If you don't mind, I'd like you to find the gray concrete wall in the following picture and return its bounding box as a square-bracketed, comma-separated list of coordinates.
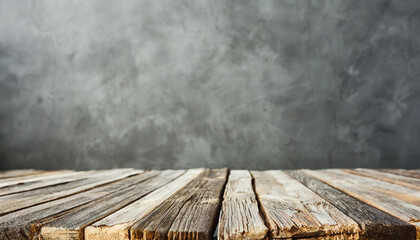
[1, 0, 420, 170]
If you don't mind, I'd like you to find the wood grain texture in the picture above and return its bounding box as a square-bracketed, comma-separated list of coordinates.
[304, 169, 420, 238]
[130, 169, 227, 240]
[218, 170, 268, 240]
[0, 170, 74, 188]
[0, 169, 44, 179]
[287, 170, 417, 240]
[39, 170, 183, 240]
[343, 168, 420, 191]
[378, 169, 420, 179]
[0, 169, 141, 215]
[252, 170, 359, 239]
[0, 170, 94, 196]
[0, 170, 154, 239]
[167, 169, 227, 240]
[322, 169, 420, 208]
[1, 168, 420, 240]
[84, 169, 204, 240]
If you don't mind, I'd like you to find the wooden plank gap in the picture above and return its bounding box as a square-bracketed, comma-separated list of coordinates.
[218, 170, 268, 240]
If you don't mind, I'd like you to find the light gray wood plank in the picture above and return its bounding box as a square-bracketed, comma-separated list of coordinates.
[0, 170, 74, 188]
[0, 169, 141, 215]
[253, 170, 359, 239]
[344, 168, 420, 191]
[288, 170, 417, 240]
[218, 170, 268, 240]
[0, 171, 95, 196]
[304, 169, 420, 238]
[378, 169, 420, 179]
[0, 169, 44, 179]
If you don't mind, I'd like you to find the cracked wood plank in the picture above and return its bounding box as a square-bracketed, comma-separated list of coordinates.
[38, 170, 184, 240]
[84, 168, 204, 240]
[287, 170, 417, 240]
[304, 169, 420, 239]
[0, 171, 156, 239]
[167, 169, 227, 240]
[252, 170, 359, 239]
[131, 169, 227, 240]
[218, 170, 268, 240]
[0, 169, 141, 215]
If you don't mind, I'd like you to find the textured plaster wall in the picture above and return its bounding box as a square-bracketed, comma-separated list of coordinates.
[1, 0, 420, 170]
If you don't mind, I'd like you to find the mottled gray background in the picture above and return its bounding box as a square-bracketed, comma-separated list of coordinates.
[1, 0, 420, 170]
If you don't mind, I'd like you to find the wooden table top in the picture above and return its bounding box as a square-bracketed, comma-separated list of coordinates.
[0, 168, 419, 240]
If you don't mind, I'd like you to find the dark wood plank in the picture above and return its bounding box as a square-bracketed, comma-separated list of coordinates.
[84, 169, 204, 240]
[287, 170, 417, 240]
[218, 170, 268, 240]
[0, 169, 141, 215]
[130, 169, 227, 240]
[0, 171, 159, 240]
[38, 170, 185, 240]
[252, 170, 359, 239]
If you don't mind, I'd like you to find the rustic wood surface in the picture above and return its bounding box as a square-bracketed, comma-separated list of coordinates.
[0, 171, 95, 196]
[218, 170, 268, 240]
[287, 170, 417, 240]
[0, 169, 48, 179]
[303, 169, 420, 238]
[85, 169, 203, 240]
[131, 169, 227, 240]
[378, 169, 420, 180]
[252, 170, 359, 239]
[0, 168, 419, 240]
[342, 169, 420, 191]
[0, 170, 74, 188]
[0, 169, 141, 215]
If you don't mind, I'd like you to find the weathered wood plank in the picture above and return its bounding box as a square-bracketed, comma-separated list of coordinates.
[378, 169, 420, 179]
[0, 170, 157, 240]
[130, 169, 227, 240]
[0, 170, 95, 196]
[38, 170, 184, 240]
[252, 170, 359, 239]
[0, 170, 74, 188]
[167, 169, 227, 240]
[287, 170, 417, 240]
[303, 169, 420, 238]
[343, 168, 420, 191]
[0, 169, 141, 215]
[218, 170, 268, 240]
[0, 171, 111, 200]
[0, 169, 44, 179]
[2, 168, 420, 240]
[84, 169, 204, 240]
[322, 170, 420, 207]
